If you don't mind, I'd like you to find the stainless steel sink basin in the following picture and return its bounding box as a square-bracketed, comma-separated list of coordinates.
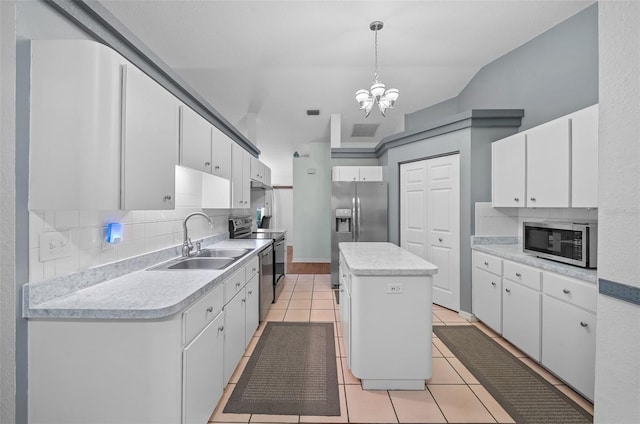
[148, 257, 235, 271]
[195, 248, 251, 258]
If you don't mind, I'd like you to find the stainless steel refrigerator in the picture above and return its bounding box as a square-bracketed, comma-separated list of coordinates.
[331, 181, 388, 287]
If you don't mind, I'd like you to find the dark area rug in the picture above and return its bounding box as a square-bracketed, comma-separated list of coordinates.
[433, 325, 593, 424]
[224, 322, 340, 416]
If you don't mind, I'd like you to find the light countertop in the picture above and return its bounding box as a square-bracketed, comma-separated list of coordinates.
[339, 242, 438, 276]
[471, 239, 597, 284]
[23, 239, 272, 320]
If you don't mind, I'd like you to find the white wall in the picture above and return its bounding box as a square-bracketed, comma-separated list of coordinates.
[273, 188, 293, 246]
[594, 2, 640, 423]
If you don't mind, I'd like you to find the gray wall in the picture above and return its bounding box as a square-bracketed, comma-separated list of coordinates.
[407, 3, 598, 131]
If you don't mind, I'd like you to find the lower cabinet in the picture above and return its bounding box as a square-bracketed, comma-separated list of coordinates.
[245, 274, 260, 347]
[502, 279, 541, 361]
[223, 289, 246, 384]
[182, 312, 225, 424]
[472, 267, 502, 333]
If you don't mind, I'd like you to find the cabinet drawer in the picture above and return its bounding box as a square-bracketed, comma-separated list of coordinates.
[245, 256, 259, 281]
[224, 267, 246, 304]
[543, 273, 597, 312]
[503, 260, 541, 291]
[183, 284, 223, 345]
[473, 251, 503, 276]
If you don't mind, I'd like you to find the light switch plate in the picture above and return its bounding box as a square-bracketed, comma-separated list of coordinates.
[39, 231, 72, 262]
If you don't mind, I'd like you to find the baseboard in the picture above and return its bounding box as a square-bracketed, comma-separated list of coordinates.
[292, 259, 331, 263]
[458, 310, 477, 322]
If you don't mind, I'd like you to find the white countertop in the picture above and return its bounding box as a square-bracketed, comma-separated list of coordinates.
[339, 242, 438, 276]
[24, 239, 272, 320]
[471, 241, 597, 283]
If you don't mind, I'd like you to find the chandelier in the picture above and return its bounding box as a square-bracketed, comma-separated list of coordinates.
[355, 21, 399, 117]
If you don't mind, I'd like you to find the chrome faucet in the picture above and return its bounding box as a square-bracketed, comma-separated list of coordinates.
[182, 212, 213, 257]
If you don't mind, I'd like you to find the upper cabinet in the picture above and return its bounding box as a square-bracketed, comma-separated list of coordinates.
[180, 106, 212, 174]
[250, 157, 271, 187]
[491, 105, 598, 208]
[29, 40, 179, 211]
[121, 64, 179, 210]
[211, 127, 232, 180]
[569, 105, 599, 208]
[231, 143, 251, 208]
[491, 133, 526, 207]
[332, 166, 383, 182]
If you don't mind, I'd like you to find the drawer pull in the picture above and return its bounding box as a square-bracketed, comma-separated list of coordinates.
[491, 282, 496, 286]
[562, 289, 571, 294]
[515, 272, 522, 277]
[505, 288, 511, 293]
[438, 237, 443, 242]
[530, 197, 536, 202]
[218, 325, 224, 332]
[206, 306, 213, 313]
[484, 261, 489, 266]
[580, 322, 588, 328]
[514, 197, 519, 202]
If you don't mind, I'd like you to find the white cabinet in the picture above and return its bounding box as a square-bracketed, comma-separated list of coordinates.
[231, 143, 251, 208]
[526, 118, 571, 207]
[182, 312, 224, 424]
[501, 260, 541, 361]
[569, 104, 599, 208]
[250, 157, 272, 186]
[211, 126, 232, 179]
[223, 288, 246, 384]
[332, 166, 383, 182]
[338, 255, 351, 367]
[472, 252, 503, 333]
[491, 133, 526, 207]
[121, 63, 179, 210]
[244, 274, 259, 346]
[180, 106, 212, 174]
[542, 273, 596, 400]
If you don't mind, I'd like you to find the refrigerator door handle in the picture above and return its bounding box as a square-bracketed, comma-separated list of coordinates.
[357, 197, 362, 242]
[352, 197, 356, 241]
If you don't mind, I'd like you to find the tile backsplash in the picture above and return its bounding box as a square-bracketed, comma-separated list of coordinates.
[475, 201, 598, 238]
[28, 166, 242, 283]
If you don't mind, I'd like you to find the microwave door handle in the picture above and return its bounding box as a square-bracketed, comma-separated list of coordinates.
[352, 197, 356, 242]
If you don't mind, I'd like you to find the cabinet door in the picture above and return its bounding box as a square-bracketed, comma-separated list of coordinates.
[211, 127, 232, 179]
[526, 118, 571, 207]
[250, 156, 263, 181]
[180, 106, 212, 173]
[472, 268, 502, 333]
[492, 133, 526, 207]
[122, 64, 178, 210]
[231, 143, 245, 208]
[502, 280, 541, 361]
[542, 296, 596, 400]
[245, 274, 259, 347]
[242, 151, 251, 206]
[358, 166, 383, 182]
[570, 105, 598, 208]
[263, 164, 271, 187]
[223, 290, 246, 384]
[334, 166, 359, 181]
[182, 313, 224, 424]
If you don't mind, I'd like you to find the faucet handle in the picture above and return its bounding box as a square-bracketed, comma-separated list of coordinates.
[195, 241, 201, 253]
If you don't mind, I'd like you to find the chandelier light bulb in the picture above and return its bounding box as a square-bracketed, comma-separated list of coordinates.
[355, 21, 399, 117]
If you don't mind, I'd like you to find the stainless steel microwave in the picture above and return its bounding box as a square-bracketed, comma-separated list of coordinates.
[523, 221, 597, 268]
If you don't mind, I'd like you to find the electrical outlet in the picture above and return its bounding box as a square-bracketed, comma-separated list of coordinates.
[39, 231, 72, 262]
[387, 283, 403, 294]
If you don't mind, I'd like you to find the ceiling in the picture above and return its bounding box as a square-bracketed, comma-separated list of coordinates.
[98, 0, 593, 184]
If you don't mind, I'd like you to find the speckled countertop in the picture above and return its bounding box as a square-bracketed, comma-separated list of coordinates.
[471, 237, 597, 284]
[339, 242, 438, 276]
[23, 239, 272, 320]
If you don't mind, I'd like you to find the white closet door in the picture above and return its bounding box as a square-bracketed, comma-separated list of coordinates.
[400, 161, 427, 258]
[426, 154, 460, 311]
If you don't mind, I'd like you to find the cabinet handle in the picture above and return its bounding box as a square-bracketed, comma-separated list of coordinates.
[340, 288, 344, 293]
[205, 162, 211, 166]
[438, 237, 443, 242]
[163, 194, 172, 201]
[241, 298, 246, 303]
[484, 261, 489, 266]
[206, 306, 213, 313]
[491, 282, 496, 286]
[505, 288, 511, 293]
[252, 267, 257, 272]
[218, 325, 224, 332]
[248, 290, 253, 295]
[215, 165, 220, 170]
[235, 282, 241, 287]
[530, 197, 536, 202]
[580, 322, 588, 328]
[562, 289, 571, 294]
[515, 272, 522, 277]
[514, 197, 519, 202]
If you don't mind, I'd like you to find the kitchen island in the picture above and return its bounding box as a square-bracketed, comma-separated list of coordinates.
[339, 242, 438, 390]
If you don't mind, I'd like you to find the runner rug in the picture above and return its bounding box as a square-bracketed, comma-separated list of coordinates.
[433, 325, 593, 424]
[224, 322, 340, 416]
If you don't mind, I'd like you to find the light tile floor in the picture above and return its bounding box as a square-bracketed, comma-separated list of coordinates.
[209, 273, 594, 423]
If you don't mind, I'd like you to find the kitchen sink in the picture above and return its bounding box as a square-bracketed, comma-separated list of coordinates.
[195, 248, 251, 258]
[148, 257, 236, 271]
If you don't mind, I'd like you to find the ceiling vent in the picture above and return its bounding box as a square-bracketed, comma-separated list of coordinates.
[306, 109, 320, 116]
[351, 123, 379, 137]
